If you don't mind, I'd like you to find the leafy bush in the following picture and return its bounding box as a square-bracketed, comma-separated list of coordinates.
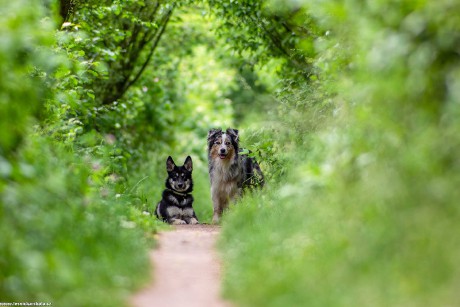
[0, 0, 56, 154]
[1, 136, 156, 306]
[0, 1, 163, 305]
[219, 0, 460, 306]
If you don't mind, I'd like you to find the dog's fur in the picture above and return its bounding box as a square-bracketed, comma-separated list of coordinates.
[155, 156, 199, 225]
[207, 128, 264, 223]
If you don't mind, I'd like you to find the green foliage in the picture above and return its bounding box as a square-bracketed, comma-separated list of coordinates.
[4, 0, 459, 305]
[1, 0, 168, 305]
[219, 0, 460, 306]
[68, 0, 175, 105]
[47, 0, 179, 157]
[0, 0, 57, 155]
[1, 135, 155, 306]
[208, 0, 316, 79]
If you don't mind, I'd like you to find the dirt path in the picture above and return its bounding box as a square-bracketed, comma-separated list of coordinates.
[131, 224, 232, 307]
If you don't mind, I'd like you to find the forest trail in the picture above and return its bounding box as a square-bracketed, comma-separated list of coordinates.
[130, 224, 232, 307]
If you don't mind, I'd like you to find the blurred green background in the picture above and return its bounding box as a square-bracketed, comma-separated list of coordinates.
[1, 0, 459, 306]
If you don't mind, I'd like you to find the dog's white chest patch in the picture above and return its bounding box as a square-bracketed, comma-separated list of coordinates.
[210, 161, 240, 202]
[166, 206, 182, 217]
[166, 206, 194, 218]
[212, 159, 233, 181]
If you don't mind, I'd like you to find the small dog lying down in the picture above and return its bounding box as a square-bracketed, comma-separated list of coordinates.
[207, 128, 264, 223]
[155, 156, 199, 225]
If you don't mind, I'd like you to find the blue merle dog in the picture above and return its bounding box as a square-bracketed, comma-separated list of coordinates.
[207, 128, 264, 223]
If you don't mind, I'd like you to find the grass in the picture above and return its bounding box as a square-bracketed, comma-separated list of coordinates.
[219, 157, 460, 306]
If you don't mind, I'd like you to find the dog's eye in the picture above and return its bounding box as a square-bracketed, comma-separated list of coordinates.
[225, 141, 231, 145]
[215, 141, 221, 145]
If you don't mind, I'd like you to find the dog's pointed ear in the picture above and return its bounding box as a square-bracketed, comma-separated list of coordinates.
[207, 128, 222, 143]
[166, 156, 176, 172]
[184, 156, 193, 172]
[226, 128, 239, 142]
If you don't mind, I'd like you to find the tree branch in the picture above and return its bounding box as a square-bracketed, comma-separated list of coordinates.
[254, 16, 312, 79]
[125, 6, 174, 91]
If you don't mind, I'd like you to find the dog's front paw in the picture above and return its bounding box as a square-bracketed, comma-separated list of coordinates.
[189, 218, 199, 225]
[170, 219, 186, 225]
[212, 214, 220, 224]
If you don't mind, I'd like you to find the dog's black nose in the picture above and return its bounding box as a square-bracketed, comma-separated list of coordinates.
[178, 183, 184, 188]
[220, 148, 226, 154]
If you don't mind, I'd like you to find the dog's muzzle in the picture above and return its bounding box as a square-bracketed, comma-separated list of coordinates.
[219, 148, 228, 159]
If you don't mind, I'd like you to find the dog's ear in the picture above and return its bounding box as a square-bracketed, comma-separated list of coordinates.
[166, 156, 176, 172]
[183, 156, 193, 172]
[226, 128, 239, 143]
[207, 128, 222, 144]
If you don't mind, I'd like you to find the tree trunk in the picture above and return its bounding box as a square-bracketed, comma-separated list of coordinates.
[59, 0, 75, 22]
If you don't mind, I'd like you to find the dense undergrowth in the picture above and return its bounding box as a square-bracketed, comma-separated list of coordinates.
[0, 1, 164, 305]
[219, 0, 460, 306]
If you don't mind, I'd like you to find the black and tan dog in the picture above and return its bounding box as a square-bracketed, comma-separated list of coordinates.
[207, 128, 264, 223]
[155, 156, 199, 225]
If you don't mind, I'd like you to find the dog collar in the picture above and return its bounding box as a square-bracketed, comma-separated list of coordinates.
[166, 189, 189, 197]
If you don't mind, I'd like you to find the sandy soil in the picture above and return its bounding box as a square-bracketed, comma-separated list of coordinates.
[131, 224, 232, 307]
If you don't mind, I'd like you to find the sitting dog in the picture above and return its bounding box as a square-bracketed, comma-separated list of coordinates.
[155, 156, 199, 225]
[207, 128, 264, 223]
